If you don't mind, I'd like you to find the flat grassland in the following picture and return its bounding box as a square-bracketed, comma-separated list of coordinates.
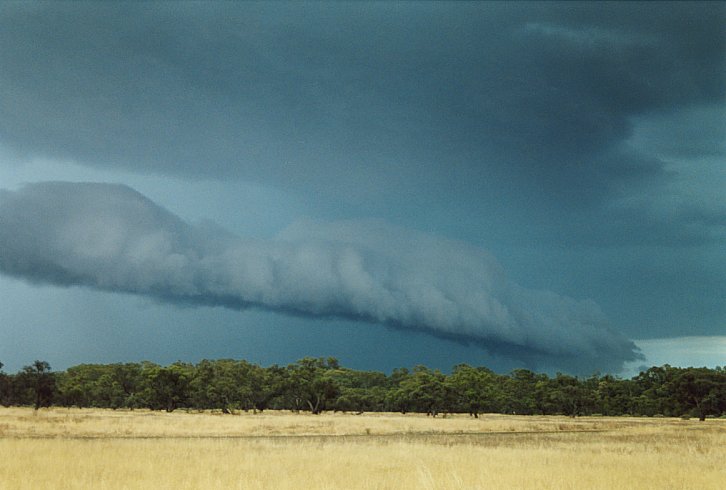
[1, 407, 724, 489]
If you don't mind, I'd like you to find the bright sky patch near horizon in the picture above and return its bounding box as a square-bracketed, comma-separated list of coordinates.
[0, 2, 724, 375]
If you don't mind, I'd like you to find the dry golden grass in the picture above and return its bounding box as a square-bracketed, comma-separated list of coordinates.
[1, 407, 724, 489]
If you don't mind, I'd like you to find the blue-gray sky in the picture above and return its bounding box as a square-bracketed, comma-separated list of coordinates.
[0, 2, 724, 375]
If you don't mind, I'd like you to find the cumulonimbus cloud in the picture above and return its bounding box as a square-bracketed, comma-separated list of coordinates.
[0, 182, 641, 366]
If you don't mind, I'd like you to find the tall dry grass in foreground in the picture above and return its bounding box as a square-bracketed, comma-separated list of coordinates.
[1, 407, 724, 489]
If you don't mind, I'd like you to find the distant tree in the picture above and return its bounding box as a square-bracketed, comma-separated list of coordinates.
[595, 375, 635, 416]
[396, 366, 451, 417]
[0, 362, 10, 406]
[447, 364, 502, 417]
[56, 364, 112, 407]
[189, 359, 274, 413]
[668, 368, 726, 421]
[141, 362, 192, 412]
[7, 357, 726, 419]
[16, 360, 55, 410]
[384, 368, 411, 413]
[502, 369, 548, 415]
[285, 358, 340, 414]
[633, 365, 681, 416]
[329, 368, 388, 413]
[249, 364, 287, 413]
[109, 363, 145, 408]
[545, 373, 593, 417]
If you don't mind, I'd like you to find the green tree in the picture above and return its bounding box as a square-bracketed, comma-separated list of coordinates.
[385, 367, 411, 413]
[141, 362, 193, 412]
[16, 360, 55, 410]
[545, 373, 594, 417]
[328, 367, 388, 413]
[109, 363, 145, 408]
[285, 358, 340, 414]
[396, 366, 451, 417]
[56, 364, 103, 407]
[668, 367, 726, 421]
[633, 365, 681, 416]
[502, 369, 548, 415]
[447, 364, 502, 417]
[189, 359, 258, 413]
[55, 363, 144, 409]
[0, 361, 11, 406]
[249, 364, 287, 413]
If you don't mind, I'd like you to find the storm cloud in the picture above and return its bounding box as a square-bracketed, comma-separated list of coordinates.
[0, 182, 640, 366]
[0, 2, 723, 373]
[0, 2, 722, 209]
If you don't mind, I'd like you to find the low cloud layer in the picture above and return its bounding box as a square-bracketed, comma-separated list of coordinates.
[1, 3, 722, 211]
[0, 182, 641, 367]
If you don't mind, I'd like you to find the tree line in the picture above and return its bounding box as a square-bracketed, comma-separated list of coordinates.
[1, 359, 724, 421]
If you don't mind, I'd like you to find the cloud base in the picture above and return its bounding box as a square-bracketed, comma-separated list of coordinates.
[0, 182, 641, 369]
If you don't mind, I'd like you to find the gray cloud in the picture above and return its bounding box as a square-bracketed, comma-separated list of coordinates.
[0, 2, 722, 210]
[0, 182, 641, 368]
[1, 2, 723, 371]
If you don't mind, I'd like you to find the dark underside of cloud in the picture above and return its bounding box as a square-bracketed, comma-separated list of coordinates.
[0, 182, 642, 370]
[2, 3, 722, 371]
[0, 3, 722, 213]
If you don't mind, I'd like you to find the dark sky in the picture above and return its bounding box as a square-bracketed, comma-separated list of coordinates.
[1, 2, 724, 375]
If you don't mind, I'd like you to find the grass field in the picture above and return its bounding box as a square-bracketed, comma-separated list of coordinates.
[1, 407, 724, 489]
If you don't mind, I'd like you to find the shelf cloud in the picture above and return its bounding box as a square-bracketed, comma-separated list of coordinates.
[0, 182, 641, 368]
